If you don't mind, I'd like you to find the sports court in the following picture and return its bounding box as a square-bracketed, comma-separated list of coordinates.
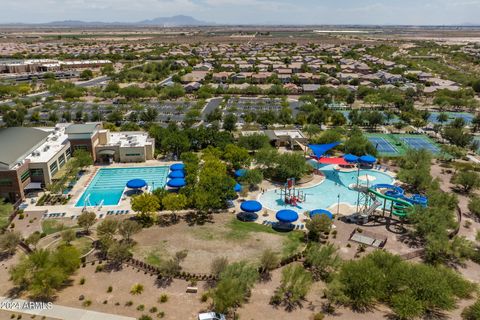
[366, 134, 442, 157]
[368, 136, 399, 154]
[398, 136, 440, 153]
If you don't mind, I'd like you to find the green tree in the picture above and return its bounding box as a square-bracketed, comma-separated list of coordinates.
[161, 193, 188, 221]
[80, 69, 94, 80]
[118, 220, 141, 242]
[222, 144, 251, 169]
[0, 198, 13, 229]
[270, 264, 313, 311]
[222, 113, 237, 132]
[0, 231, 21, 255]
[211, 261, 259, 313]
[107, 241, 133, 267]
[452, 170, 480, 194]
[25, 231, 42, 250]
[239, 169, 263, 191]
[10, 246, 80, 299]
[306, 215, 332, 241]
[73, 149, 93, 169]
[305, 243, 341, 281]
[131, 193, 160, 216]
[468, 196, 480, 219]
[61, 229, 76, 245]
[259, 249, 279, 277]
[77, 211, 96, 234]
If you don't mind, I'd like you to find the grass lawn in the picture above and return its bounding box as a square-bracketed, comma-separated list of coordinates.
[42, 219, 75, 235]
[53, 237, 93, 256]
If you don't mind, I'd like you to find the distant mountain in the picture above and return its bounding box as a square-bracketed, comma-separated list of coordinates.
[2, 15, 211, 27]
[138, 15, 209, 26]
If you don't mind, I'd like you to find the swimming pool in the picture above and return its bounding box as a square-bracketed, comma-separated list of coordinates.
[259, 163, 394, 213]
[75, 166, 169, 207]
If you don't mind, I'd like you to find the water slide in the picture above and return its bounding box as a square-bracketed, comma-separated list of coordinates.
[371, 184, 428, 207]
[368, 185, 414, 218]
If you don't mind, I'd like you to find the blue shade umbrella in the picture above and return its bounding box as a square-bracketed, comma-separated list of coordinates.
[170, 163, 185, 171]
[310, 209, 333, 220]
[240, 200, 262, 212]
[276, 209, 299, 223]
[234, 183, 242, 192]
[167, 178, 186, 188]
[343, 154, 359, 163]
[168, 170, 185, 179]
[359, 155, 377, 164]
[235, 169, 247, 178]
[126, 179, 147, 189]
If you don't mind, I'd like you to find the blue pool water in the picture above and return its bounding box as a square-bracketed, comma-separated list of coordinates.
[259, 163, 394, 213]
[75, 166, 169, 207]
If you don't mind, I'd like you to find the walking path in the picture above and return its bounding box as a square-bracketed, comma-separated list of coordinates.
[0, 297, 135, 320]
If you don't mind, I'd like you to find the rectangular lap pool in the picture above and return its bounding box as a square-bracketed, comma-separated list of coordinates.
[75, 166, 169, 207]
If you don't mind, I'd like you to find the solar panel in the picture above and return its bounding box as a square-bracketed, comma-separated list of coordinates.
[368, 137, 398, 154]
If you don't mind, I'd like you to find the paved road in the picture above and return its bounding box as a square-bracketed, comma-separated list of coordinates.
[202, 97, 222, 120]
[0, 296, 135, 320]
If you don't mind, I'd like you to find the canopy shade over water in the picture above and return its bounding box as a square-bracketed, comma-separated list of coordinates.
[317, 157, 348, 165]
[234, 183, 243, 192]
[276, 209, 299, 223]
[343, 154, 359, 163]
[308, 142, 341, 158]
[167, 178, 186, 188]
[359, 155, 377, 164]
[168, 170, 185, 179]
[235, 169, 247, 178]
[126, 179, 147, 189]
[310, 209, 333, 220]
[240, 200, 262, 212]
[170, 163, 185, 171]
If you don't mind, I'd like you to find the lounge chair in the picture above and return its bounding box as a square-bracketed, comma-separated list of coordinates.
[99, 214, 104, 218]
[125, 210, 130, 214]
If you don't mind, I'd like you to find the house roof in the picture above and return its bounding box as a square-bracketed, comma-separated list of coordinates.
[65, 123, 100, 135]
[0, 127, 50, 168]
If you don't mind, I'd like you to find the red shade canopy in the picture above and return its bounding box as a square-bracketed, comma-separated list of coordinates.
[317, 157, 349, 165]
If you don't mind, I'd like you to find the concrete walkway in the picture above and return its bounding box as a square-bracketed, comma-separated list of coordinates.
[0, 297, 135, 320]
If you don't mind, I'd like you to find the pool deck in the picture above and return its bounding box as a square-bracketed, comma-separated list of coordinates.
[21, 160, 180, 219]
[246, 166, 397, 227]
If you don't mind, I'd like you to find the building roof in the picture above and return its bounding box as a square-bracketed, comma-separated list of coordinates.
[65, 123, 100, 135]
[0, 127, 50, 168]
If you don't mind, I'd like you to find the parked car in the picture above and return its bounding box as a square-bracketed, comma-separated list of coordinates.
[198, 312, 226, 320]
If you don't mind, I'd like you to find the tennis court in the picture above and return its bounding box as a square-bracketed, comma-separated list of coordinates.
[399, 136, 440, 153]
[368, 136, 399, 154]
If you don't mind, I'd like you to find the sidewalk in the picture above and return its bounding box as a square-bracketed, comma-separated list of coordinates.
[0, 297, 135, 320]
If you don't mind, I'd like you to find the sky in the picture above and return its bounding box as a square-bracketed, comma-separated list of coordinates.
[1, 0, 480, 25]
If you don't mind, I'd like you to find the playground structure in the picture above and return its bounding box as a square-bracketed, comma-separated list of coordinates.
[279, 178, 306, 207]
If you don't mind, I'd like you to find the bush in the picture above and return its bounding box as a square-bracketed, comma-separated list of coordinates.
[136, 305, 145, 311]
[95, 265, 104, 273]
[313, 312, 324, 320]
[138, 316, 152, 320]
[79, 277, 86, 285]
[130, 283, 144, 295]
[82, 300, 92, 307]
[462, 299, 480, 320]
[149, 307, 158, 313]
[157, 312, 165, 318]
[158, 294, 168, 303]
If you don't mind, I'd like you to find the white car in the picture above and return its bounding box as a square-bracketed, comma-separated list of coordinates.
[198, 312, 226, 320]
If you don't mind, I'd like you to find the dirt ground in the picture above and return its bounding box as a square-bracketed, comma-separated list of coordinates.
[131, 213, 290, 274]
